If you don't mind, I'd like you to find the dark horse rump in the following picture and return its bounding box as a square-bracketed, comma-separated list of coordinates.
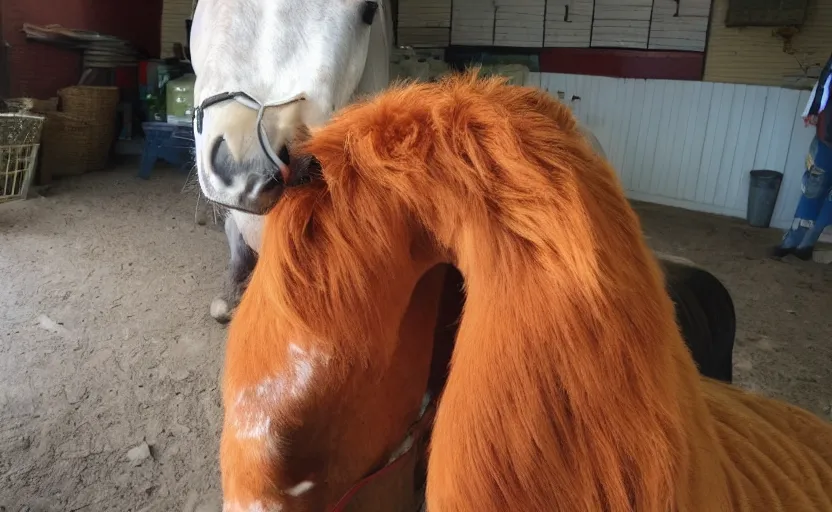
[661, 258, 736, 384]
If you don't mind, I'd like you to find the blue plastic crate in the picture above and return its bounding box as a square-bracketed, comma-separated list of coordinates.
[139, 121, 195, 179]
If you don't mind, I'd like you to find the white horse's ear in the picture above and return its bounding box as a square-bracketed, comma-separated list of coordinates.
[361, 1, 379, 25]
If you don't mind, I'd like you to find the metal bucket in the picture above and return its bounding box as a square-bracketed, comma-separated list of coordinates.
[746, 170, 783, 228]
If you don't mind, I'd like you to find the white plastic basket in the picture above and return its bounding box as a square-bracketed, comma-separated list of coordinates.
[0, 143, 40, 203]
[0, 112, 44, 204]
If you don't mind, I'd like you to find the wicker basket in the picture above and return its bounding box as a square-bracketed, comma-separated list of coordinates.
[32, 97, 60, 113]
[50, 86, 120, 173]
[0, 113, 44, 203]
[84, 122, 118, 171]
[58, 86, 120, 120]
[3, 97, 59, 114]
[0, 112, 44, 146]
[39, 111, 96, 178]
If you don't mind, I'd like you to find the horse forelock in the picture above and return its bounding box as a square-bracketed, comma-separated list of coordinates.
[252, 173, 419, 359]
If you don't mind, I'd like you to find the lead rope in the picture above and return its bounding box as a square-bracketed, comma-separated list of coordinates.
[330, 399, 436, 512]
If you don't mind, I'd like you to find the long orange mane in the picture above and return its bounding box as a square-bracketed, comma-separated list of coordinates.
[230, 70, 713, 511]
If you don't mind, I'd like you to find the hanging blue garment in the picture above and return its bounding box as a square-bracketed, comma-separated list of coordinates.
[778, 137, 832, 253]
[772, 52, 832, 260]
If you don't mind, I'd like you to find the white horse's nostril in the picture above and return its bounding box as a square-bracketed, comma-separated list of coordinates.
[210, 138, 236, 187]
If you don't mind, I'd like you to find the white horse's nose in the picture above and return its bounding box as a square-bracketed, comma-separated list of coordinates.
[197, 99, 311, 213]
[207, 136, 289, 213]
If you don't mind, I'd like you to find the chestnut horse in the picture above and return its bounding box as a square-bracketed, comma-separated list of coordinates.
[221, 73, 831, 511]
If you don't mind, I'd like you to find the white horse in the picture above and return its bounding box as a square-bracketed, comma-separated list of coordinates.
[189, 0, 394, 322]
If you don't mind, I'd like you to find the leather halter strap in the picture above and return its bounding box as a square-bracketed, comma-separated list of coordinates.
[330, 399, 436, 512]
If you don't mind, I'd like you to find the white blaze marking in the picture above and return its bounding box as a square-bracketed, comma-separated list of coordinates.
[223, 501, 283, 512]
[285, 480, 316, 497]
[233, 342, 330, 440]
[288, 343, 314, 390]
[235, 410, 271, 440]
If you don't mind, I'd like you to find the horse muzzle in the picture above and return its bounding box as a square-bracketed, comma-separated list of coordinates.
[200, 136, 292, 214]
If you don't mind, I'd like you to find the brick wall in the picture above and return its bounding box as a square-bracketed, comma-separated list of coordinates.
[4, 0, 163, 99]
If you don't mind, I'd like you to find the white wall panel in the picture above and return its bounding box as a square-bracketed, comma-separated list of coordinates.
[397, 0, 452, 47]
[493, 0, 546, 47]
[649, 0, 708, 51]
[544, 0, 593, 47]
[451, 0, 495, 45]
[527, 72, 815, 230]
[436, 0, 717, 50]
[591, 0, 651, 48]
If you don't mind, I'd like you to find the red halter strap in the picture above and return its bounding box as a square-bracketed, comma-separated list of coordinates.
[330, 400, 436, 512]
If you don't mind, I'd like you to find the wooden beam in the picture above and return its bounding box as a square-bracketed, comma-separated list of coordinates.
[539, 47, 704, 80]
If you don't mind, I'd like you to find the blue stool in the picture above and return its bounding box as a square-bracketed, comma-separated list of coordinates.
[139, 122, 196, 179]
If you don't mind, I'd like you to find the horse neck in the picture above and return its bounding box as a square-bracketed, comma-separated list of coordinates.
[353, 0, 393, 97]
[424, 176, 710, 511]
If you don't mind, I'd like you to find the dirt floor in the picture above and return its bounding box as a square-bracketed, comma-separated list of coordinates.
[0, 162, 830, 512]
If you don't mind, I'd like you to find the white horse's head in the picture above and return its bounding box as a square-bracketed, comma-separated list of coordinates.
[190, 0, 392, 213]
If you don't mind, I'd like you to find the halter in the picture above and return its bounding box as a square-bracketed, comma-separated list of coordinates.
[193, 91, 307, 170]
[331, 397, 436, 511]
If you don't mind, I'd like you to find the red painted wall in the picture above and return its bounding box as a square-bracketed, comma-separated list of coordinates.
[539, 48, 705, 81]
[3, 0, 163, 98]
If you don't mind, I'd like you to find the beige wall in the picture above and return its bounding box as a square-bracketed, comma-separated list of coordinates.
[703, 0, 832, 88]
[160, 0, 194, 58]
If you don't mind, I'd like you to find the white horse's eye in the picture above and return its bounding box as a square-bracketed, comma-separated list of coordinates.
[361, 1, 379, 25]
